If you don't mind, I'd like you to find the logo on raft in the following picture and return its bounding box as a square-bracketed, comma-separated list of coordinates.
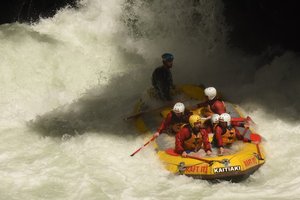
[213, 165, 241, 173]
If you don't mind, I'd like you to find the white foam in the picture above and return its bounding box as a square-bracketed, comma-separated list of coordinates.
[0, 0, 300, 199]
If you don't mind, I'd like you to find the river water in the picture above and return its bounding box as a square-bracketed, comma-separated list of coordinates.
[1, 0, 300, 199]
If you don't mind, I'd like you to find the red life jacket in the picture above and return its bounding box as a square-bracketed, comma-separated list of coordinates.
[207, 99, 226, 115]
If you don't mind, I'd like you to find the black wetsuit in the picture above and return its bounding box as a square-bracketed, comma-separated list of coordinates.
[151, 66, 173, 101]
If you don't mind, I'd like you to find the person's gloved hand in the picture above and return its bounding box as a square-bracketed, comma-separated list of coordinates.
[153, 132, 160, 137]
[218, 147, 224, 156]
[206, 150, 212, 156]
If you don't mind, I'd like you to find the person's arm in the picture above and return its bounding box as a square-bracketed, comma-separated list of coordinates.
[205, 125, 212, 133]
[235, 127, 251, 142]
[231, 121, 245, 127]
[170, 76, 174, 89]
[214, 126, 225, 155]
[231, 117, 250, 128]
[156, 112, 172, 134]
[201, 129, 212, 153]
[167, 69, 174, 89]
[175, 128, 190, 154]
[214, 126, 224, 148]
[151, 68, 159, 88]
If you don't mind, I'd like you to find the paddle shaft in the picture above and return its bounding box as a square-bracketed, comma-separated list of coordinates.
[124, 98, 192, 121]
[130, 136, 156, 157]
[186, 155, 216, 164]
[256, 143, 263, 160]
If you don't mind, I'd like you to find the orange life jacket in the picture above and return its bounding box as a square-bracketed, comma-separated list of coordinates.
[221, 127, 237, 145]
[183, 129, 204, 152]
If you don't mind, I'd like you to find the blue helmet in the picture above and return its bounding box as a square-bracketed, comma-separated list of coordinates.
[162, 53, 174, 62]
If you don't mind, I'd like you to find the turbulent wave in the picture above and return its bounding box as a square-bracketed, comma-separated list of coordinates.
[0, 0, 300, 199]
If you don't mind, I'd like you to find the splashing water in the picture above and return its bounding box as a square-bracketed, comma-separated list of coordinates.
[0, 0, 300, 199]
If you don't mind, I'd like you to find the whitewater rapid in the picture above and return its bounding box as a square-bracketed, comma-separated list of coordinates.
[1, 0, 300, 199]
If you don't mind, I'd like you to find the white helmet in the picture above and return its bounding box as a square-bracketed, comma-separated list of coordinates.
[204, 87, 217, 100]
[219, 113, 231, 126]
[211, 114, 220, 124]
[173, 102, 185, 113]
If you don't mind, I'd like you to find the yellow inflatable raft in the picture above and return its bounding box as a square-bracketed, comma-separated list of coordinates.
[132, 85, 265, 182]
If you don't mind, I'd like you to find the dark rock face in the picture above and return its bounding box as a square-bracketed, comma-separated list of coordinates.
[0, 0, 77, 24]
[222, 0, 300, 54]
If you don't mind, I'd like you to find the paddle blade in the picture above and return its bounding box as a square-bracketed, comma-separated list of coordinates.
[250, 133, 262, 143]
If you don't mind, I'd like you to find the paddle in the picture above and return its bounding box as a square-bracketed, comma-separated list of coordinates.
[124, 104, 171, 121]
[185, 154, 217, 165]
[250, 133, 264, 160]
[124, 97, 191, 121]
[130, 135, 157, 157]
